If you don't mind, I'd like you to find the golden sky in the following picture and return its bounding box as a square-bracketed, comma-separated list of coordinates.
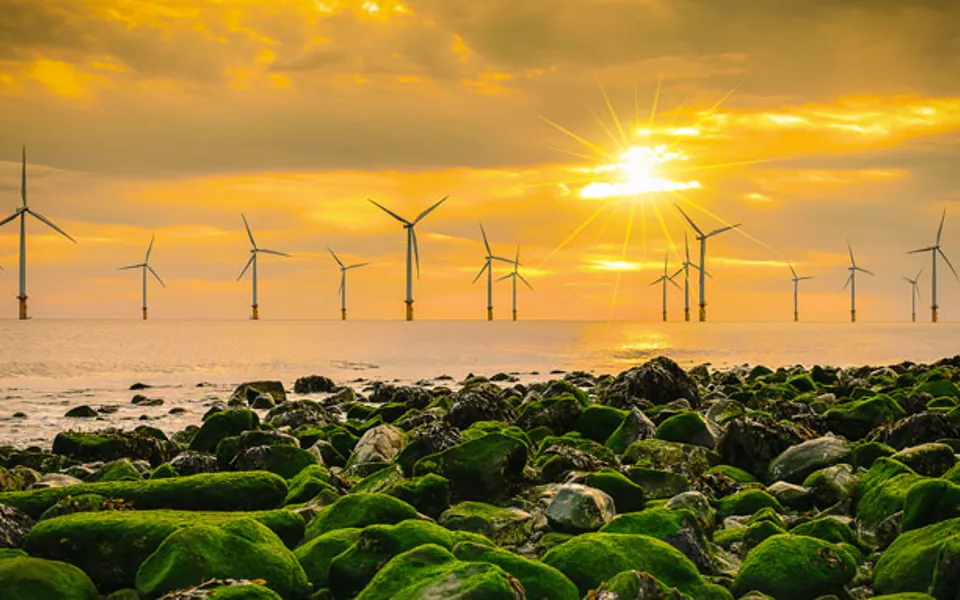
[2, 0, 960, 321]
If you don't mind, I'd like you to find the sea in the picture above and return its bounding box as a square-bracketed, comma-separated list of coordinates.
[1, 320, 957, 448]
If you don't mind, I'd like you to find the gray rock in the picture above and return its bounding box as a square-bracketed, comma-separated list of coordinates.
[170, 452, 219, 476]
[666, 491, 717, 531]
[346, 425, 406, 471]
[806, 463, 859, 507]
[891, 442, 957, 477]
[767, 435, 851, 484]
[767, 481, 814, 512]
[602, 356, 701, 409]
[29, 473, 84, 489]
[545, 484, 615, 533]
[232, 380, 287, 405]
[0, 504, 35, 548]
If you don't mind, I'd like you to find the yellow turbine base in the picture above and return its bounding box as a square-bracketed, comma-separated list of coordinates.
[933, 307, 939, 323]
[512, 310, 517, 322]
[142, 307, 148, 321]
[662, 311, 667, 322]
[487, 307, 493, 321]
[341, 308, 347, 321]
[17, 297, 27, 321]
[252, 305, 259, 321]
[794, 312, 798, 322]
[684, 308, 690, 322]
[699, 305, 706, 322]
[912, 313, 917, 323]
[851, 310, 856, 323]
[405, 301, 414, 321]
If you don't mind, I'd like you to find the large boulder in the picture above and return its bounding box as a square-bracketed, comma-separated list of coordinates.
[439, 502, 534, 546]
[345, 425, 406, 475]
[135, 519, 310, 599]
[767, 436, 851, 484]
[0, 555, 99, 600]
[293, 375, 336, 395]
[51, 430, 177, 467]
[304, 493, 418, 541]
[601, 357, 701, 409]
[545, 484, 616, 533]
[874, 516, 960, 597]
[717, 415, 810, 479]
[600, 508, 713, 574]
[447, 386, 517, 429]
[189, 409, 260, 453]
[453, 541, 580, 600]
[413, 433, 528, 503]
[731, 534, 857, 600]
[232, 381, 287, 405]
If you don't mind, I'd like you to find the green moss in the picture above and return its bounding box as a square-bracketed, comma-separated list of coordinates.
[856, 459, 926, 532]
[25, 509, 304, 591]
[625, 467, 690, 500]
[541, 533, 731, 599]
[90, 459, 142, 483]
[515, 395, 583, 435]
[210, 584, 284, 599]
[460, 422, 532, 449]
[353, 544, 523, 600]
[293, 528, 361, 590]
[38, 493, 110, 520]
[350, 464, 405, 495]
[453, 541, 579, 600]
[135, 518, 310, 599]
[716, 489, 783, 519]
[0, 556, 99, 600]
[328, 519, 473, 597]
[706, 464, 758, 483]
[851, 441, 896, 469]
[600, 507, 704, 543]
[0, 471, 288, 519]
[731, 534, 856, 600]
[304, 493, 418, 541]
[578, 468, 646, 513]
[285, 465, 337, 505]
[655, 412, 714, 448]
[622, 439, 712, 476]
[381, 474, 451, 519]
[787, 374, 817, 393]
[51, 431, 175, 466]
[236, 445, 320, 480]
[592, 570, 685, 599]
[915, 379, 960, 398]
[189, 409, 260, 453]
[438, 501, 533, 546]
[537, 434, 617, 465]
[824, 394, 906, 440]
[714, 521, 786, 552]
[572, 405, 627, 443]
[149, 463, 177, 480]
[874, 517, 960, 595]
[902, 478, 960, 531]
[790, 517, 859, 546]
[536, 532, 574, 555]
[412, 433, 528, 503]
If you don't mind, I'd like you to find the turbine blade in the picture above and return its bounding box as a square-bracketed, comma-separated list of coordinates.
[238, 255, 255, 281]
[843, 274, 852, 290]
[908, 246, 936, 254]
[671, 268, 684, 278]
[519, 274, 533, 290]
[258, 249, 290, 257]
[847, 239, 855, 266]
[345, 262, 370, 270]
[145, 234, 155, 262]
[491, 256, 514, 264]
[649, 278, 662, 287]
[916, 267, 923, 281]
[669, 277, 682, 290]
[939, 249, 959, 280]
[707, 223, 742, 237]
[480, 222, 492, 256]
[858, 267, 875, 276]
[496, 273, 513, 282]
[368, 199, 410, 224]
[118, 264, 142, 270]
[413, 195, 448, 225]
[241, 213, 257, 249]
[515, 245, 520, 266]
[916, 285, 922, 303]
[684, 231, 690, 260]
[902, 276, 912, 284]
[412, 227, 421, 279]
[937, 207, 946, 246]
[0, 210, 22, 228]
[674, 204, 704, 236]
[328, 247, 344, 268]
[788, 263, 797, 279]
[148, 265, 166, 288]
[472, 261, 489, 284]
[21, 146, 26, 207]
[27, 209, 77, 243]
[799, 276, 814, 281]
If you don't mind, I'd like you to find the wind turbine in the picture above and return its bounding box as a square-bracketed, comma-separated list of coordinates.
[472, 223, 512, 321]
[908, 208, 957, 322]
[843, 240, 874, 323]
[674, 204, 741, 322]
[902, 269, 923, 323]
[670, 232, 708, 322]
[237, 214, 289, 320]
[118, 235, 166, 320]
[368, 196, 448, 321]
[650, 253, 681, 322]
[0, 147, 77, 319]
[788, 263, 813, 322]
[497, 246, 532, 321]
[328, 247, 369, 321]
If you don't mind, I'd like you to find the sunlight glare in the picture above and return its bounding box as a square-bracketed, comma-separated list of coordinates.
[579, 145, 701, 199]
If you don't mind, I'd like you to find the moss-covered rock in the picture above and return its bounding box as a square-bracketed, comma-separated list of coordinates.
[851, 440, 896, 470]
[0, 471, 288, 519]
[790, 517, 859, 546]
[304, 493, 419, 541]
[623, 439, 712, 476]
[190, 409, 260, 453]
[855, 458, 926, 532]
[655, 412, 715, 449]
[541, 533, 731, 598]
[90, 459, 142, 483]
[892, 443, 957, 477]
[572, 468, 646, 513]
[25, 509, 304, 590]
[0, 555, 99, 600]
[902, 478, 960, 531]
[412, 433, 528, 503]
[600, 508, 712, 573]
[353, 544, 524, 600]
[37, 493, 112, 520]
[453, 541, 579, 600]
[874, 516, 960, 596]
[731, 534, 857, 600]
[236, 445, 319, 480]
[293, 528, 361, 590]
[438, 502, 533, 546]
[135, 518, 310, 599]
[381, 474, 451, 519]
[515, 395, 583, 435]
[717, 489, 783, 519]
[572, 405, 627, 443]
[626, 467, 690, 500]
[589, 570, 686, 600]
[149, 463, 177, 480]
[285, 465, 337, 506]
[824, 394, 906, 440]
[51, 430, 177, 467]
[767, 436, 851, 484]
[604, 408, 657, 454]
[714, 520, 786, 554]
[803, 463, 859, 507]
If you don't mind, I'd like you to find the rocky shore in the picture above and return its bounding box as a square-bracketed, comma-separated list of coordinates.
[1, 356, 960, 599]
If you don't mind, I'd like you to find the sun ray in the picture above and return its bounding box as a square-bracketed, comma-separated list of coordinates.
[673, 157, 788, 174]
[596, 72, 630, 147]
[538, 201, 611, 267]
[652, 202, 683, 264]
[592, 201, 622, 245]
[607, 199, 638, 322]
[587, 103, 623, 150]
[672, 191, 785, 258]
[640, 197, 648, 254]
[527, 175, 603, 189]
[649, 73, 663, 128]
[547, 146, 607, 164]
[538, 114, 616, 161]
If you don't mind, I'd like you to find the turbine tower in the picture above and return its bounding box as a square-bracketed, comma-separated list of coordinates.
[0, 147, 77, 319]
[368, 196, 448, 321]
[788, 263, 813, 322]
[650, 253, 681, 322]
[670, 232, 707, 322]
[908, 208, 957, 322]
[119, 235, 166, 320]
[237, 214, 289, 320]
[674, 204, 741, 322]
[472, 222, 512, 321]
[497, 246, 532, 321]
[329, 247, 369, 321]
[843, 240, 874, 323]
[902, 269, 923, 323]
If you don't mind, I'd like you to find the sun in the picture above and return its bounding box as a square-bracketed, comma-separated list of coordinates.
[580, 143, 702, 200]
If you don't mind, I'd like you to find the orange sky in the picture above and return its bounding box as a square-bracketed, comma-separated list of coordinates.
[2, 0, 960, 321]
